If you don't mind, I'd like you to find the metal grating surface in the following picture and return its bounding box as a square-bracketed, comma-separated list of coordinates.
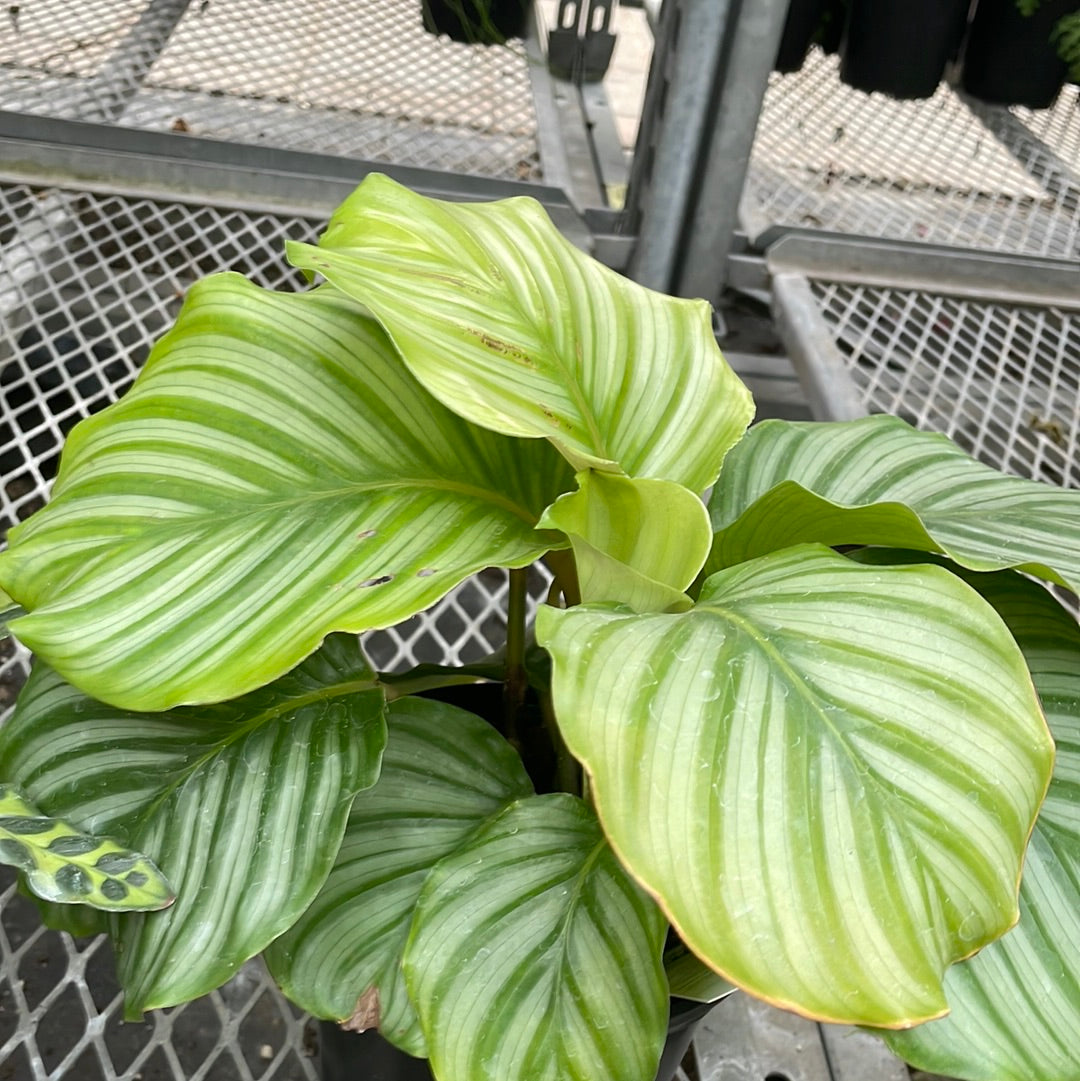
[811, 279, 1080, 490]
[0, 0, 541, 181]
[748, 52, 1080, 260]
[0, 179, 548, 1079]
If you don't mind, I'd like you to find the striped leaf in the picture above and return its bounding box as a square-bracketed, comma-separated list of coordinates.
[0, 276, 570, 711]
[538, 472, 711, 612]
[288, 173, 754, 491]
[706, 415, 1080, 591]
[0, 785, 173, 912]
[536, 545, 1054, 1027]
[265, 696, 533, 1056]
[403, 793, 669, 1081]
[0, 635, 386, 1016]
[875, 566, 1080, 1081]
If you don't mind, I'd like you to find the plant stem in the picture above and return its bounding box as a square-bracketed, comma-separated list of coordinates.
[503, 567, 528, 744]
[539, 682, 581, 796]
[544, 549, 581, 608]
[381, 672, 490, 700]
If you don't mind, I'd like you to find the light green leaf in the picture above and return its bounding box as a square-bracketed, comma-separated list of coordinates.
[706, 415, 1080, 592]
[265, 696, 533, 1056]
[538, 472, 711, 612]
[0, 785, 173, 911]
[862, 562, 1080, 1081]
[664, 944, 738, 1004]
[403, 792, 668, 1081]
[0, 635, 386, 1016]
[536, 545, 1054, 1028]
[0, 276, 570, 711]
[288, 173, 754, 491]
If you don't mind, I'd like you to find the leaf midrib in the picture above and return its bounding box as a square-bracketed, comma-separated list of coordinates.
[64, 476, 543, 531]
[135, 677, 380, 832]
[697, 602, 900, 809]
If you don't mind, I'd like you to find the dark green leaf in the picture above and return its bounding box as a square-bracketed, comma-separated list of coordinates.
[404, 793, 669, 1081]
[0, 635, 386, 1015]
[706, 416, 1080, 592]
[265, 696, 533, 1055]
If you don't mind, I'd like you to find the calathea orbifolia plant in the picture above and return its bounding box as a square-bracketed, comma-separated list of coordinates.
[0, 174, 1078, 1081]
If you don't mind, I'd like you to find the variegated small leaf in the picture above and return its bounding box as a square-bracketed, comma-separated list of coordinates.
[664, 944, 738, 1004]
[0, 785, 173, 911]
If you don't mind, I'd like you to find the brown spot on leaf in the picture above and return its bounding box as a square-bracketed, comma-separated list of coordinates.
[357, 575, 393, 588]
[470, 330, 535, 367]
[342, 986, 380, 1033]
[356, 529, 376, 540]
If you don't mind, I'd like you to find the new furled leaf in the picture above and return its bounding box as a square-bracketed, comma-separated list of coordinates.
[288, 174, 754, 491]
[537, 545, 1053, 1027]
[538, 472, 711, 612]
[706, 415, 1080, 592]
[0, 636, 387, 1015]
[0, 785, 173, 912]
[0, 277, 571, 711]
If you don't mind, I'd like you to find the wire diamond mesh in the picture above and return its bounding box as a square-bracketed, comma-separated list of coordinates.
[748, 52, 1080, 259]
[0, 179, 548, 1079]
[810, 279, 1080, 491]
[0, 0, 541, 180]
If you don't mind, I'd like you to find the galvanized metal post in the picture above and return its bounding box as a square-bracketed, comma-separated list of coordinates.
[626, 0, 790, 303]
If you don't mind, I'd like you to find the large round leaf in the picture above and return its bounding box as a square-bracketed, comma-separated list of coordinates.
[265, 696, 534, 1055]
[403, 793, 668, 1081]
[536, 545, 1054, 1027]
[0, 276, 570, 710]
[288, 173, 753, 491]
[877, 566, 1080, 1081]
[0, 635, 386, 1015]
[706, 415, 1080, 591]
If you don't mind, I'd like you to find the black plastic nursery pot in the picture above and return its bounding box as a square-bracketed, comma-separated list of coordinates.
[959, 0, 1073, 108]
[319, 997, 722, 1081]
[839, 0, 971, 99]
[774, 0, 827, 73]
[420, 0, 533, 44]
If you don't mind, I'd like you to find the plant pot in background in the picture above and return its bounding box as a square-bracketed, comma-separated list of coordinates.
[774, 0, 827, 73]
[960, 0, 1073, 108]
[840, 0, 971, 99]
[319, 997, 725, 1081]
[421, 0, 532, 44]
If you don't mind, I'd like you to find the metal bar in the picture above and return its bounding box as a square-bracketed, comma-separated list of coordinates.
[772, 272, 869, 422]
[963, 93, 1080, 208]
[766, 232, 1080, 310]
[524, 3, 579, 201]
[625, 0, 735, 293]
[0, 111, 591, 246]
[671, 0, 790, 302]
[70, 0, 194, 123]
